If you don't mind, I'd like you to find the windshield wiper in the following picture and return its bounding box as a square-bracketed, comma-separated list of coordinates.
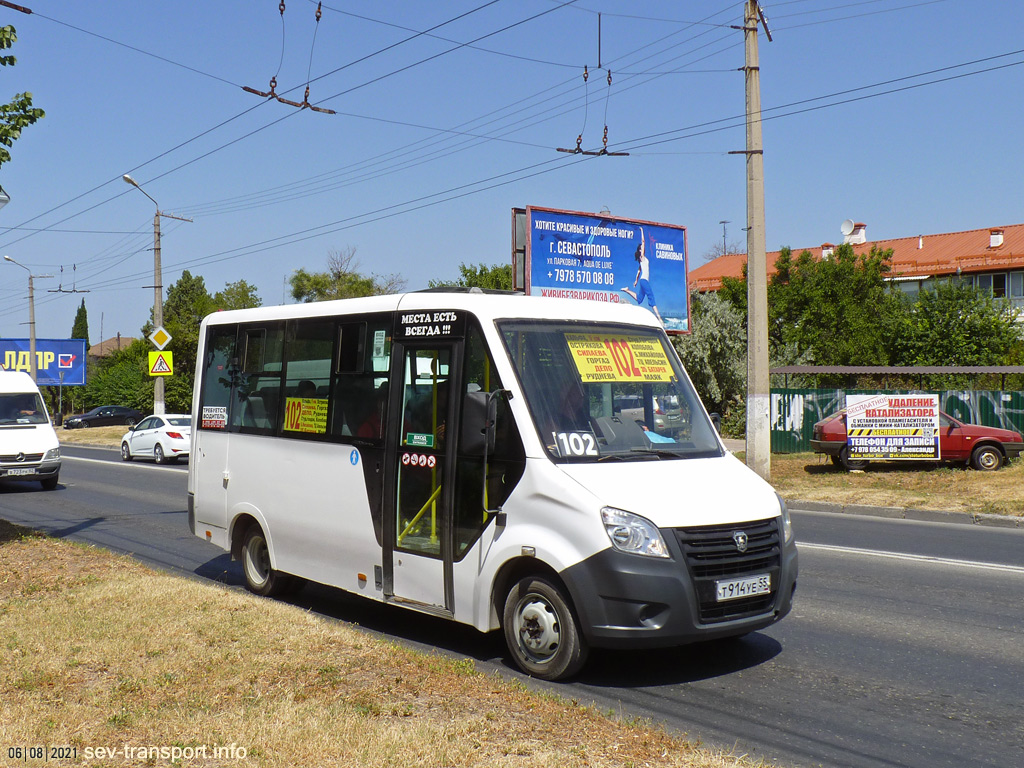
[629, 447, 684, 459]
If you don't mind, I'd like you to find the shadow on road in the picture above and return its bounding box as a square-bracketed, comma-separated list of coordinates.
[191, 560, 783, 688]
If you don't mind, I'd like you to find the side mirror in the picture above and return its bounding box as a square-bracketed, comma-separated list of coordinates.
[709, 412, 722, 433]
[461, 390, 498, 456]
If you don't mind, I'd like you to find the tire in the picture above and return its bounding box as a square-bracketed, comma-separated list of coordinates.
[121, 442, 133, 461]
[971, 444, 1003, 472]
[241, 525, 293, 597]
[40, 475, 58, 491]
[838, 445, 867, 471]
[154, 444, 175, 464]
[502, 575, 588, 681]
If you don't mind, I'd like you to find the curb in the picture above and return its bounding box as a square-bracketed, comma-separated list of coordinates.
[787, 499, 1022, 528]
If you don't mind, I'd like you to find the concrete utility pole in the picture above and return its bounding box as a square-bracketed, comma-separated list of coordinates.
[742, 1, 771, 481]
[123, 174, 192, 416]
[4, 255, 53, 383]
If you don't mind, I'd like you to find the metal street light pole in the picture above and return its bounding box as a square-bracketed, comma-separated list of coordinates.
[719, 220, 730, 256]
[4, 255, 53, 383]
[122, 174, 191, 415]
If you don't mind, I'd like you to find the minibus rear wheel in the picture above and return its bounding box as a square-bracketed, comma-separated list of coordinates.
[241, 525, 295, 597]
[503, 575, 588, 680]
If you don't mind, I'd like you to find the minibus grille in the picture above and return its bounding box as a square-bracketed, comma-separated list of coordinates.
[674, 518, 781, 623]
[0, 453, 43, 464]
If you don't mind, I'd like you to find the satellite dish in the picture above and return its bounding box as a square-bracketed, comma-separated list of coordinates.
[840, 219, 855, 236]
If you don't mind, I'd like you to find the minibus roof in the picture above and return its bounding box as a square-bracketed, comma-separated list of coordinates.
[201, 290, 663, 330]
[0, 370, 40, 394]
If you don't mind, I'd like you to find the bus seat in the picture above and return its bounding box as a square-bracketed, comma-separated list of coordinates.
[242, 394, 268, 429]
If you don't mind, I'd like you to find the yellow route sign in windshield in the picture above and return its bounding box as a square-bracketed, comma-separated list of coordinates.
[565, 333, 673, 382]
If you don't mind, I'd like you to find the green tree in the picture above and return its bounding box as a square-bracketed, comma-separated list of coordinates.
[212, 279, 261, 311]
[70, 298, 90, 349]
[0, 26, 45, 168]
[290, 247, 406, 302]
[83, 340, 152, 412]
[769, 244, 896, 366]
[673, 291, 746, 424]
[888, 281, 1020, 367]
[428, 262, 512, 290]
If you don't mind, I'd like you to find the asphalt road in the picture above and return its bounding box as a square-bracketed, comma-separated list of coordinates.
[2, 446, 1022, 768]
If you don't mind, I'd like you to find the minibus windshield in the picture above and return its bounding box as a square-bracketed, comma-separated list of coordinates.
[499, 320, 722, 461]
[0, 393, 49, 425]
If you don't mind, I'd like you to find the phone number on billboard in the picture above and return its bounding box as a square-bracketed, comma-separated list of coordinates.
[554, 269, 614, 285]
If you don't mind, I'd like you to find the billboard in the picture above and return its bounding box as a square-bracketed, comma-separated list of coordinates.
[0, 339, 87, 385]
[520, 206, 690, 333]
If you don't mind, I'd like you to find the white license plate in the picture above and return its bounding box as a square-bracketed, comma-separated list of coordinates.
[5, 467, 34, 476]
[716, 573, 771, 602]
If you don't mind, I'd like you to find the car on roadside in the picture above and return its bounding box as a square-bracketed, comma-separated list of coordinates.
[811, 409, 1024, 471]
[63, 405, 145, 429]
[120, 414, 191, 464]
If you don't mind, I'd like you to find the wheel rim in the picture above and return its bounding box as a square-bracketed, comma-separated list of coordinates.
[154, 445, 164, 463]
[121, 443, 130, 460]
[513, 593, 561, 664]
[244, 534, 270, 588]
[978, 450, 999, 470]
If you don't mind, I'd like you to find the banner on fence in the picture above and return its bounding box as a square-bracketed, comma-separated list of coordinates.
[845, 393, 940, 460]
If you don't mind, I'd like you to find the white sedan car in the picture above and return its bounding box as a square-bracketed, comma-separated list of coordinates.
[120, 414, 191, 464]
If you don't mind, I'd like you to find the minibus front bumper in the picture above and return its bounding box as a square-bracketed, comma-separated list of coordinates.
[561, 518, 798, 649]
[0, 458, 61, 484]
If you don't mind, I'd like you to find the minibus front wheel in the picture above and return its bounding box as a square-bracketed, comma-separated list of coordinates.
[503, 575, 588, 681]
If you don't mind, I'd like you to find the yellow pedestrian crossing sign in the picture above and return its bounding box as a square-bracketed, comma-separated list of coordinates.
[148, 351, 173, 377]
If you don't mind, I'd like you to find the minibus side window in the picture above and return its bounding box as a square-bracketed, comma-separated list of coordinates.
[334, 319, 391, 440]
[230, 324, 285, 433]
[198, 325, 238, 430]
[280, 319, 333, 438]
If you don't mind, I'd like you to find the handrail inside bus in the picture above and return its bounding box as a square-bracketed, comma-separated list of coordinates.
[398, 482, 442, 545]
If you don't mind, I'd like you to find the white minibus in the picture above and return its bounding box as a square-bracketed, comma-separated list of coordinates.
[0, 370, 61, 490]
[188, 290, 797, 679]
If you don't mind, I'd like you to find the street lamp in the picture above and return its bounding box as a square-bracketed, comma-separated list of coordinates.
[4, 255, 53, 383]
[0, 183, 10, 211]
[123, 174, 192, 415]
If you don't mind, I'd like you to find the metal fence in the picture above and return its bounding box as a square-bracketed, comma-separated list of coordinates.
[770, 389, 1024, 453]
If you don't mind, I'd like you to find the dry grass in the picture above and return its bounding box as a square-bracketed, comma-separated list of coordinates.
[765, 452, 1024, 517]
[0, 526, 767, 768]
[58, 425, 130, 446]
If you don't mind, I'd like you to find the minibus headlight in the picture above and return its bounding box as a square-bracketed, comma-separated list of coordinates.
[777, 493, 793, 544]
[43, 447, 60, 461]
[600, 507, 670, 558]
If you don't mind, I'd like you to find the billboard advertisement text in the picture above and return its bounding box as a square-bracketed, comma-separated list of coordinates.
[0, 339, 87, 385]
[525, 207, 689, 332]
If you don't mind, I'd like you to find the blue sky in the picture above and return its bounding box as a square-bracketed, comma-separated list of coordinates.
[1, 0, 1021, 342]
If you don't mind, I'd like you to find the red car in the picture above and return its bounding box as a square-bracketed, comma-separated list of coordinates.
[811, 410, 1024, 471]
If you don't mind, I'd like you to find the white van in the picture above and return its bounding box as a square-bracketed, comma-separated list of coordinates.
[0, 370, 61, 490]
[189, 291, 797, 679]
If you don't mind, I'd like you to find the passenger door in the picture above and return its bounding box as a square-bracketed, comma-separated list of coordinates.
[382, 312, 465, 615]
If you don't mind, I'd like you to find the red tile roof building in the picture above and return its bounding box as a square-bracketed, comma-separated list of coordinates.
[689, 222, 1024, 315]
